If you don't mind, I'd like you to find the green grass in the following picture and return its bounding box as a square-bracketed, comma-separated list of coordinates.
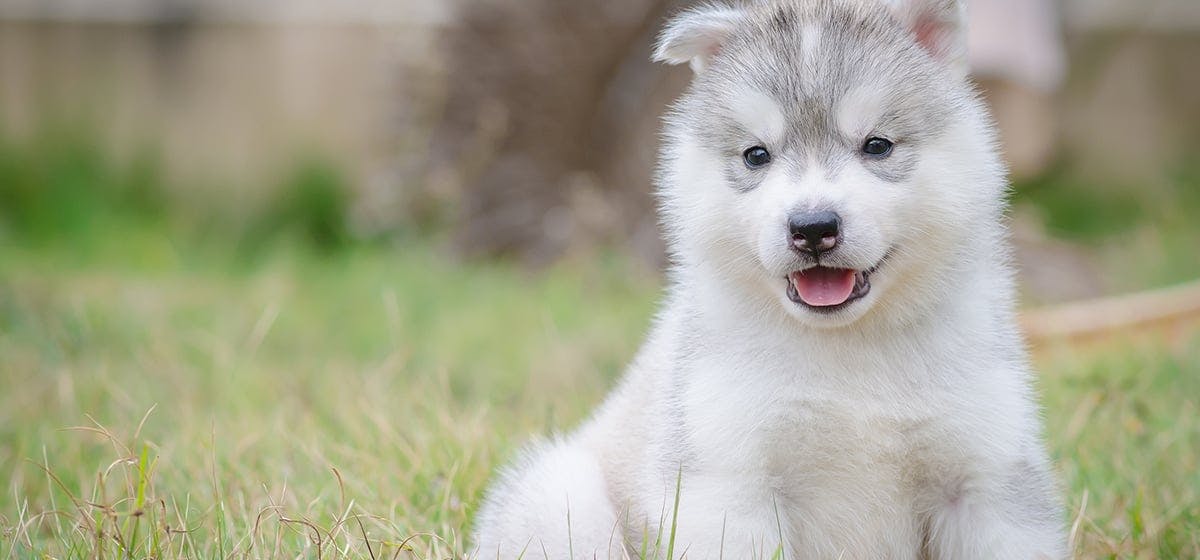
[1, 228, 1197, 559]
[0, 230, 658, 559]
[1014, 163, 1200, 291]
[1040, 339, 1200, 558]
[1, 131, 1197, 558]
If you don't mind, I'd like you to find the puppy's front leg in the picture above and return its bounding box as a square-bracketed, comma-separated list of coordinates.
[926, 457, 1067, 560]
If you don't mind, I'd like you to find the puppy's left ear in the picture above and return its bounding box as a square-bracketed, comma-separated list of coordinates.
[652, 3, 747, 74]
[884, 0, 968, 77]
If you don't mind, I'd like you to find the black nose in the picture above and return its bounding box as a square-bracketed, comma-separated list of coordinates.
[789, 210, 841, 255]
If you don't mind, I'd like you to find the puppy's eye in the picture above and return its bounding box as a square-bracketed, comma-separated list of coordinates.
[862, 137, 894, 157]
[743, 146, 772, 168]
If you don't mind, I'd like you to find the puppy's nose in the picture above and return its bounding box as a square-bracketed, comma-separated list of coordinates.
[789, 210, 841, 255]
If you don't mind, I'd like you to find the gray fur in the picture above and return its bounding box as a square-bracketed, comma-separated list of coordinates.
[669, 1, 962, 193]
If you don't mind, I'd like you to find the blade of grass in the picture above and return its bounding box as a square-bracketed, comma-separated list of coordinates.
[665, 467, 681, 560]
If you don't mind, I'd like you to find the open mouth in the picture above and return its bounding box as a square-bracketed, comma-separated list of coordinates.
[784, 255, 889, 313]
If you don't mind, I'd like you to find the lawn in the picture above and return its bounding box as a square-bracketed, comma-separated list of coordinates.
[1, 132, 1198, 559]
[1, 226, 1197, 559]
[0, 228, 660, 559]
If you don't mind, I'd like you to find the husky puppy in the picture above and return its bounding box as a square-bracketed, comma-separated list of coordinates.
[472, 1, 1066, 558]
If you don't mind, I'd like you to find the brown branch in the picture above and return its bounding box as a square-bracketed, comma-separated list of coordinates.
[1022, 279, 1200, 345]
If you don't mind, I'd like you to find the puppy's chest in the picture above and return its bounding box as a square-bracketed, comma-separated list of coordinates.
[673, 377, 950, 555]
[679, 369, 955, 500]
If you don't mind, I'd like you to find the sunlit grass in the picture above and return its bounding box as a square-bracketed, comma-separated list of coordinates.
[1041, 339, 1200, 557]
[0, 231, 656, 559]
[1, 130, 1197, 558]
[2, 228, 1197, 558]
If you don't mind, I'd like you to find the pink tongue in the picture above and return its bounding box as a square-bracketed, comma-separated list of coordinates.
[791, 267, 857, 307]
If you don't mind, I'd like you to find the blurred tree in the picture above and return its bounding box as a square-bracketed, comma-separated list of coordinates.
[424, 0, 690, 266]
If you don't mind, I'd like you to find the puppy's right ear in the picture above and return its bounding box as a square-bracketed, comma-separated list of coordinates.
[652, 3, 747, 74]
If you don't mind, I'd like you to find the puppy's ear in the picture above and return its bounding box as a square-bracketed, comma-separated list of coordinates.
[884, 0, 968, 77]
[652, 3, 747, 73]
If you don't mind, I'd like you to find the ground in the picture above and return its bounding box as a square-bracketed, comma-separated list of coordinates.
[1, 222, 1197, 559]
[2, 128, 1199, 560]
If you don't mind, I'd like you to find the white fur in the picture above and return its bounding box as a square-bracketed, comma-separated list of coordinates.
[472, 439, 625, 558]
[731, 87, 788, 146]
[884, 0, 971, 77]
[652, 4, 748, 73]
[836, 85, 888, 140]
[800, 23, 823, 66]
[472, 2, 1065, 558]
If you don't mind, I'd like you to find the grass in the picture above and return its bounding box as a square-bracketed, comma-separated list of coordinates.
[0, 132, 1198, 558]
[1040, 340, 1200, 558]
[2, 228, 1197, 558]
[0, 229, 658, 558]
[1014, 162, 1200, 291]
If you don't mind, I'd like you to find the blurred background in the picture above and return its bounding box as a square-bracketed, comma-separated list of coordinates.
[2, 1, 1199, 558]
[1, 0, 1198, 296]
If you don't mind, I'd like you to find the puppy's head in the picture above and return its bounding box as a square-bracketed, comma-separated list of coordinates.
[654, 0, 1006, 329]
